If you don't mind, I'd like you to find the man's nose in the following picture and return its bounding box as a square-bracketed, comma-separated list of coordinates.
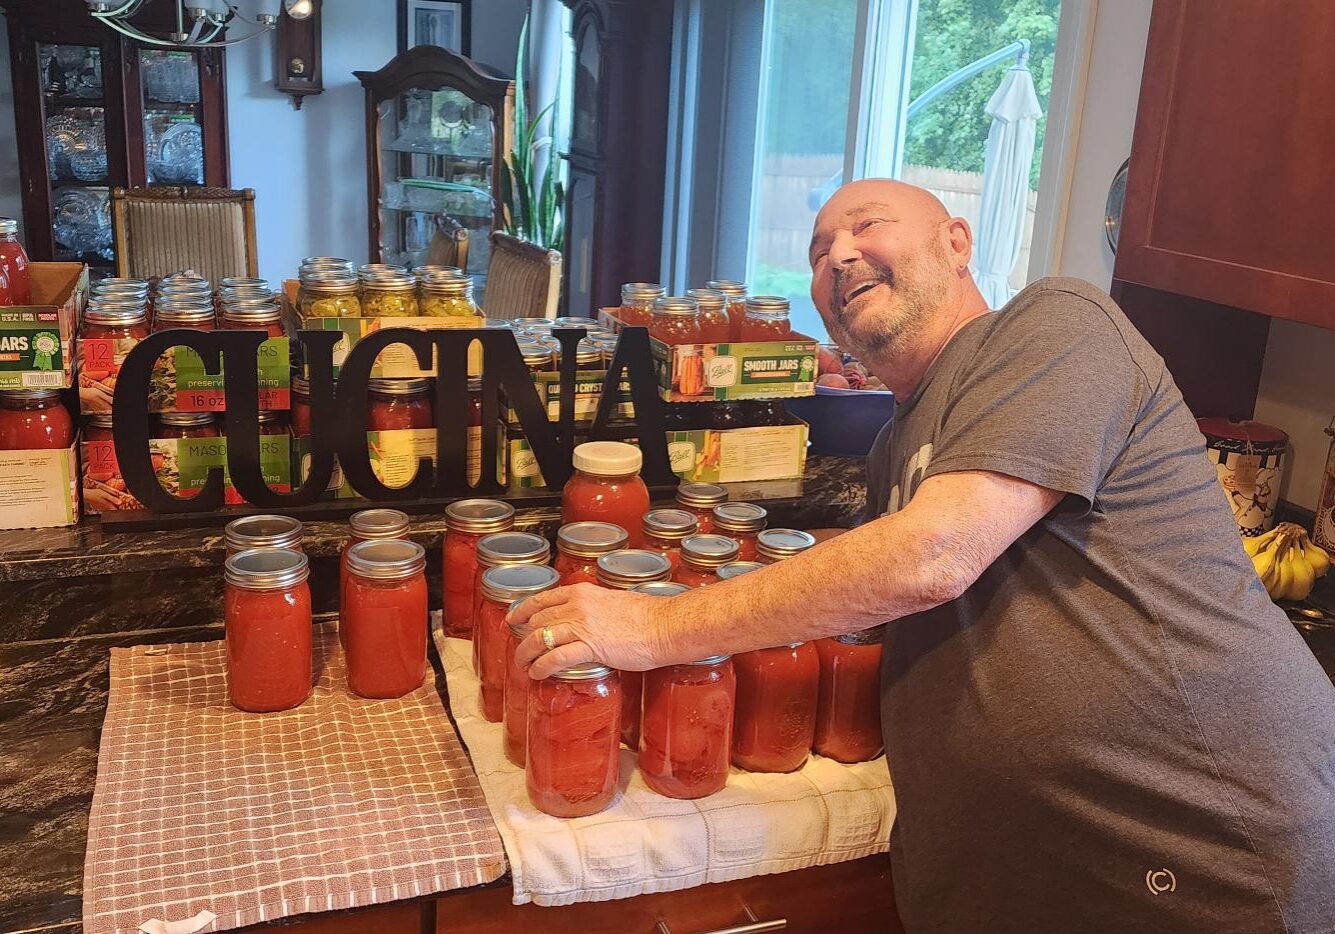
[828, 230, 861, 267]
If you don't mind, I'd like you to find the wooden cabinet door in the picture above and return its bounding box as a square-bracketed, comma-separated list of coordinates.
[1115, 0, 1335, 329]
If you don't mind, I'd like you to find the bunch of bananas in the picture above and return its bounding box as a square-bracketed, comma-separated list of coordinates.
[1245, 523, 1331, 602]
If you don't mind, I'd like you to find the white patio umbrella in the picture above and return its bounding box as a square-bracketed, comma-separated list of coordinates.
[974, 62, 1043, 309]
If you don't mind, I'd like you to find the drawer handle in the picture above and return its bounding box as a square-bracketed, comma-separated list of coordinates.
[656, 907, 787, 934]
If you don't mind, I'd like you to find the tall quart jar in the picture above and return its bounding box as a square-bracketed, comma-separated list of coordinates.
[673, 534, 741, 588]
[561, 441, 651, 538]
[684, 287, 731, 344]
[527, 663, 623, 817]
[471, 531, 551, 672]
[0, 390, 72, 449]
[755, 528, 816, 564]
[711, 502, 768, 561]
[596, 549, 674, 750]
[224, 547, 313, 713]
[339, 508, 411, 617]
[442, 499, 515, 638]
[477, 563, 560, 722]
[814, 627, 885, 763]
[555, 521, 629, 585]
[640, 654, 735, 799]
[223, 514, 304, 556]
[342, 539, 428, 699]
[640, 508, 699, 572]
[732, 640, 819, 773]
[618, 282, 664, 327]
[675, 481, 727, 533]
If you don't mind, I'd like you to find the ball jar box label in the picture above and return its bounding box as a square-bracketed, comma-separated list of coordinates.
[0, 262, 84, 391]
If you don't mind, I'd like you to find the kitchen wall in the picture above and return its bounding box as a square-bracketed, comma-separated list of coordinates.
[1254, 323, 1335, 512]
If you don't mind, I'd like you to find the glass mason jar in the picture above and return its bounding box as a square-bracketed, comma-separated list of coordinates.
[257, 411, 289, 436]
[814, 628, 885, 763]
[716, 560, 765, 581]
[561, 441, 651, 538]
[471, 531, 551, 673]
[477, 564, 561, 722]
[152, 301, 216, 331]
[640, 655, 735, 799]
[83, 303, 149, 341]
[298, 271, 361, 319]
[555, 520, 630, 586]
[83, 413, 115, 442]
[527, 663, 623, 818]
[675, 481, 727, 533]
[0, 389, 73, 449]
[595, 548, 674, 750]
[419, 273, 477, 317]
[705, 279, 748, 342]
[711, 503, 768, 561]
[220, 300, 284, 338]
[503, 603, 531, 768]
[520, 342, 556, 374]
[442, 499, 515, 639]
[732, 641, 820, 773]
[673, 534, 741, 588]
[300, 256, 356, 278]
[291, 375, 312, 438]
[342, 539, 428, 699]
[367, 377, 433, 431]
[154, 411, 220, 441]
[361, 270, 419, 317]
[223, 514, 304, 556]
[618, 282, 665, 327]
[755, 528, 816, 564]
[339, 508, 411, 616]
[0, 217, 32, 305]
[549, 338, 604, 372]
[684, 287, 731, 344]
[640, 508, 699, 573]
[223, 547, 313, 713]
[740, 295, 793, 342]
[648, 295, 702, 346]
[411, 263, 462, 280]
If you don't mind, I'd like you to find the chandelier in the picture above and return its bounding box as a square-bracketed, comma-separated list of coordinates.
[83, 0, 312, 49]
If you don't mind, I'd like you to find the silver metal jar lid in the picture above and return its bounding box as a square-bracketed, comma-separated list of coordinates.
[444, 498, 515, 534]
[557, 521, 629, 559]
[299, 272, 359, 293]
[94, 276, 149, 290]
[712, 502, 768, 534]
[420, 275, 473, 296]
[520, 343, 554, 369]
[689, 654, 732, 666]
[87, 413, 114, 428]
[0, 217, 18, 235]
[652, 295, 700, 317]
[676, 482, 727, 510]
[550, 339, 602, 366]
[511, 316, 552, 329]
[834, 625, 886, 646]
[632, 581, 689, 597]
[345, 538, 426, 581]
[595, 549, 673, 589]
[680, 534, 741, 569]
[553, 316, 599, 328]
[716, 560, 765, 580]
[755, 528, 816, 561]
[481, 563, 561, 603]
[154, 306, 216, 325]
[349, 508, 410, 540]
[506, 595, 534, 637]
[219, 276, 268, 290]
[361, 271, 416, 291]
[642, 509, 699, 543]
[744, 295, 791, 317]
[412, 264, 462, 278]
[684, 288, 726, 311]
[159, 411, 215, 427]
[552, 662, 614, 681]
[620, 282, 665, 303]
[0, 388, 61, 403]
[301, 255, 352, 267]
[221, 303, 281, 324]
[368, 377, 431, 397]
[224, 514, 304, 551]
[85, 305, 147, 326]
[292, 375, 310, 395]
[476, 531, 550, 567]
[224, 547, 309, 590]
[705, 279, 747, 297]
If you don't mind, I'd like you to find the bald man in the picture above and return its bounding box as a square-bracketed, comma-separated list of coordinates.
[512, 180, 1335, 931]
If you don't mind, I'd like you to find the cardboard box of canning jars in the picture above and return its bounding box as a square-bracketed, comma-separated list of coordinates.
[0, 262, 85, 392]
[285, 280, 484, 380]
[597, 308, 819, 403]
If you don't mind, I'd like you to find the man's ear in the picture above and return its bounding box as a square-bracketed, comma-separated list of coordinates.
[945, 216, 973, 272]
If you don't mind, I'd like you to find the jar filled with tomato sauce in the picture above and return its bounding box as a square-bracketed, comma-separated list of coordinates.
[705, 279, 748, 342]
[154, 412, 220, 440]
[0, 390, 73, 449]
[648, 295, 702, 347]
[527, 662, 623, 818]
[561, 441, 651, 537]
[471, 531, 551, 672]
[223, 514, 304, 556]
[675, 481, 727, 533]
[641, 508, 698, 572]
[442, 499, 515, 639]
[290, 376, 312, 438]
[0, 217, 31, 305]
[711, 502, 768, 561]
[716, 561, 764, 582]
[555, 521, 629, 585]
[220, 300, 285, 338]
[478, 563, 560, 722]
[673, 534, 741, 588]
[640, 654, 735, 799]
[684, 288, 731, 344]
[83, 413, 115, 442]
[153, 299, 215, 331]
[595, 548, 674, 749]
[339, 508, 411, 619]
[343, 539, 428, 699]
[755, 528, 816, 564]
[503, 603, 532, 767]
[618, 282, 664, 327]
[224, 547, 313, 713]
[732, 641, 819, 773]
[84, 302, 149, 341]
[257, 411, 289, 436]
[740, 295, 793, 342]
[814, 627, 885, 763]
[368, 377, 433, 431]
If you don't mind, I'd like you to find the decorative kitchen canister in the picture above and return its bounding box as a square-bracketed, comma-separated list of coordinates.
[1313, 417, 1335, 554]
[1198, 418, 1288, 537]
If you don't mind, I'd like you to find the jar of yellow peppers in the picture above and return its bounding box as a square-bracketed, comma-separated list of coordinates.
[419, 272, 478, 318]
[298, 271, 361, 318]
[361, 270, 419, 317]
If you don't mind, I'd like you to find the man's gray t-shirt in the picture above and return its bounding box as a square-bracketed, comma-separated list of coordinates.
[866, 278, 1335, 933]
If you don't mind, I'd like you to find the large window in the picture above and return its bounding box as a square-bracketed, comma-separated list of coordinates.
[674, 0, 1069, 342]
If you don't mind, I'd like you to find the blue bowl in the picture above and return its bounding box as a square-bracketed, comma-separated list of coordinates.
[786, 385, 895, 457]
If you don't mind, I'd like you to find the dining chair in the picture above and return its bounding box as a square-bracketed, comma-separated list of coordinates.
[425, 214, 470, 271]
[111, 186, 258, 284]
[482, 232, 562, 320]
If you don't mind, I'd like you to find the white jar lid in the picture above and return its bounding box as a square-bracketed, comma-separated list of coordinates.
[573, 440, 642, 476]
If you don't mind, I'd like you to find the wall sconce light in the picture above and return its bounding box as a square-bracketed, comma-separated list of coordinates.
[276, 0, 322, 109]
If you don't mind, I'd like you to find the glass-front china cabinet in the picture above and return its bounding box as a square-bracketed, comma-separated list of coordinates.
[356, 46, 513, 302]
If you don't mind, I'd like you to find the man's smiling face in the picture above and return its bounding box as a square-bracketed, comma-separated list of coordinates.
[808, 180, 962, 362]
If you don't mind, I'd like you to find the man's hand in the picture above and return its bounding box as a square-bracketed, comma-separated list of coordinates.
[508, 583, 667, 680]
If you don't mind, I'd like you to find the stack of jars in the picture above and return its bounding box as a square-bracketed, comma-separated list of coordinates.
[615, 278, 795, 343]
[294, 257, 483, 319]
